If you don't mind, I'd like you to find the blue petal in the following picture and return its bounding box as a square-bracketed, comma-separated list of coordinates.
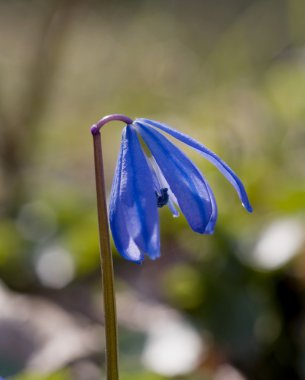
[136, 118, 253, 212]
[146, 155, 180, 217]
[204, 178, 218, 234]
[135, 122, 217, 234]
[109, 126, 160, 262]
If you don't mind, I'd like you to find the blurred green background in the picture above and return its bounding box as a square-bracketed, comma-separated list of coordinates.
[0, 0, 305, 379]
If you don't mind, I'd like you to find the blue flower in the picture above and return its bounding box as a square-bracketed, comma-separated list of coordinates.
[109, 118, 252, 263]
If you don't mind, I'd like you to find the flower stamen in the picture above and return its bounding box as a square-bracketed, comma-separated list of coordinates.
[155, 188, 169, 208]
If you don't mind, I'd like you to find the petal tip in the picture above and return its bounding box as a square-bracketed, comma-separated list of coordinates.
[135, 258, 144, 265]
[149, 255, 161, 261]
[147, 249, 161, 260]
[243, 202, 253, 213]
[205, 227, 215, 235]
[120, 252, 144, 264]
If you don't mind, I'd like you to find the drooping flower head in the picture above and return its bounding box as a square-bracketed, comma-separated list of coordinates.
[106, 117, 252, 263]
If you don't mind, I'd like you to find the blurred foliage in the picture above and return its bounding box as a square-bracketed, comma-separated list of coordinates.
[0, 0, 305, 379]
[13, 372, 71, 380]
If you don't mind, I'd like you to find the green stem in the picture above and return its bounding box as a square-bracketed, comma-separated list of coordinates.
[91, 114, 133, 379]
[92, 131, 119, 380]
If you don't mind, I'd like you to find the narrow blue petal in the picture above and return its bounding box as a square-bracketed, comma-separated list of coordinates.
[109, 128, 142, 262]
[146, 155, 180, 217]
[109, 126, 160, 262]
[135, 122, 216, 234]
[136, 118, 253, 212]
[204, 179, 218, 234]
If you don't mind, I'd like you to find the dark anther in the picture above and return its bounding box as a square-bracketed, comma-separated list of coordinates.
[155, 188, 169, 208]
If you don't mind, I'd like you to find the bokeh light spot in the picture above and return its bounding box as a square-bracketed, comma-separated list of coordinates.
[35, 245, 75, 289]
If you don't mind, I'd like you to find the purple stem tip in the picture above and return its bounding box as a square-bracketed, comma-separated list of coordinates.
[91, 114, 133, 135]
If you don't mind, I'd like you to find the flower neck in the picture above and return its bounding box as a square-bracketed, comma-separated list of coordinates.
[91, 114, 133, 135]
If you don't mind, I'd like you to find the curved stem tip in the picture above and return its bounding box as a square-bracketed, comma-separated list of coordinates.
[91, 114, 133, 135]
